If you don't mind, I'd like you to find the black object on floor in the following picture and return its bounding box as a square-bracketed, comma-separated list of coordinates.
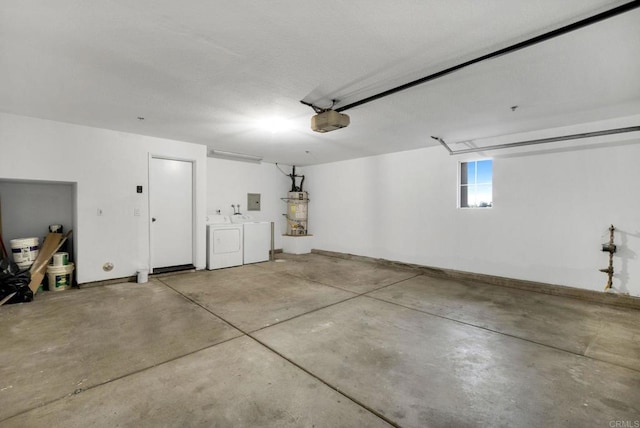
[0, 259, 33, 304]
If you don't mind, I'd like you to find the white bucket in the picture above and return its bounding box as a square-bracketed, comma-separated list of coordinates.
[10, 237, 40, 269]
[137, 269, 149, 284]
[46, 262, 74, 291]
[53, 252, 69, 266]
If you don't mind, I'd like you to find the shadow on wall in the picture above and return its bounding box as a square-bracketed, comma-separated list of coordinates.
[612, 228, 638, 295]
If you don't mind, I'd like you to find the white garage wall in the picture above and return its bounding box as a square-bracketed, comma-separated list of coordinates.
[207, 158, 294, 250]
[305, 116, 640, 297]
[0, 113, 207, 283]
[3, 111, 637, 296]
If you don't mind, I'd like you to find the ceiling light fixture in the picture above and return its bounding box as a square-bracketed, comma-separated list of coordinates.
[208, 149, 263, 162]
[256, 117, 293, 133]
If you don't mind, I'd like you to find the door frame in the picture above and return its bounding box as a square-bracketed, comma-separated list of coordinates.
[148, 154, 197, 273]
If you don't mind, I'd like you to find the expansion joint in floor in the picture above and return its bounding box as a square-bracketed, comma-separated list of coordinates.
[157, 277, 402, 428]
[363, 294, 640, 374]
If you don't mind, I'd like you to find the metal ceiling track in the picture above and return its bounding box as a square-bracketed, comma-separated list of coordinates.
[335, 0, 640, 113]
[432, 126, 640, 155]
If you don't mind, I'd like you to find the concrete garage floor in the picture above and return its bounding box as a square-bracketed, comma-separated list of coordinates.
[1, 253, 638, 427]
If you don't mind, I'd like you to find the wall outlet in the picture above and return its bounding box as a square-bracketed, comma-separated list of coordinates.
[134, 208, 141, 216]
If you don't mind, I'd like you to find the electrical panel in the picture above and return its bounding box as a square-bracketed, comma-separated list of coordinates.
[247, 193, 261, 211]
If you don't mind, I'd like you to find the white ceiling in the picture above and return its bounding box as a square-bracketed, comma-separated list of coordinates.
[1, 1, 639, 165]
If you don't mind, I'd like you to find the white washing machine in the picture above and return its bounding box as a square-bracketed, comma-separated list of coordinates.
[231, 215, 271, 264]
[206, 214, 244, 270]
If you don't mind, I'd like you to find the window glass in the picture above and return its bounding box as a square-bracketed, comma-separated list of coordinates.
[464, 161, 476, 185]
[476, 160, 492, 184]
[460, 160, 492, 208]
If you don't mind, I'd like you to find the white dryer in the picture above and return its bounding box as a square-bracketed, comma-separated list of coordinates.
[206, 215, 244, 270]
[231, 215, 271, 264]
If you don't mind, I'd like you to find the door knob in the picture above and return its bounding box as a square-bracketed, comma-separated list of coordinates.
[152, 217, 157, 222]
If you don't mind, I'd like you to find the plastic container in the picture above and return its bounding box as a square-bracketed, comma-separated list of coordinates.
[52, 252, 69, 266]
[46, 262, 74, 291]
[137, 269, 149, 284]
[10, 237, 40, 269]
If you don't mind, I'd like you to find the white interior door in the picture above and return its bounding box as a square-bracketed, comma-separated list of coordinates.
[150, 157, 193, 270]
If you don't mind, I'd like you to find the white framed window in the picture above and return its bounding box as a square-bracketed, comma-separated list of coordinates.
[459, 159, 493, 208]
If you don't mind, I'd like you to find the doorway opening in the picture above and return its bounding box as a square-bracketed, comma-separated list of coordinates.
[0, 178, 78, 285]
